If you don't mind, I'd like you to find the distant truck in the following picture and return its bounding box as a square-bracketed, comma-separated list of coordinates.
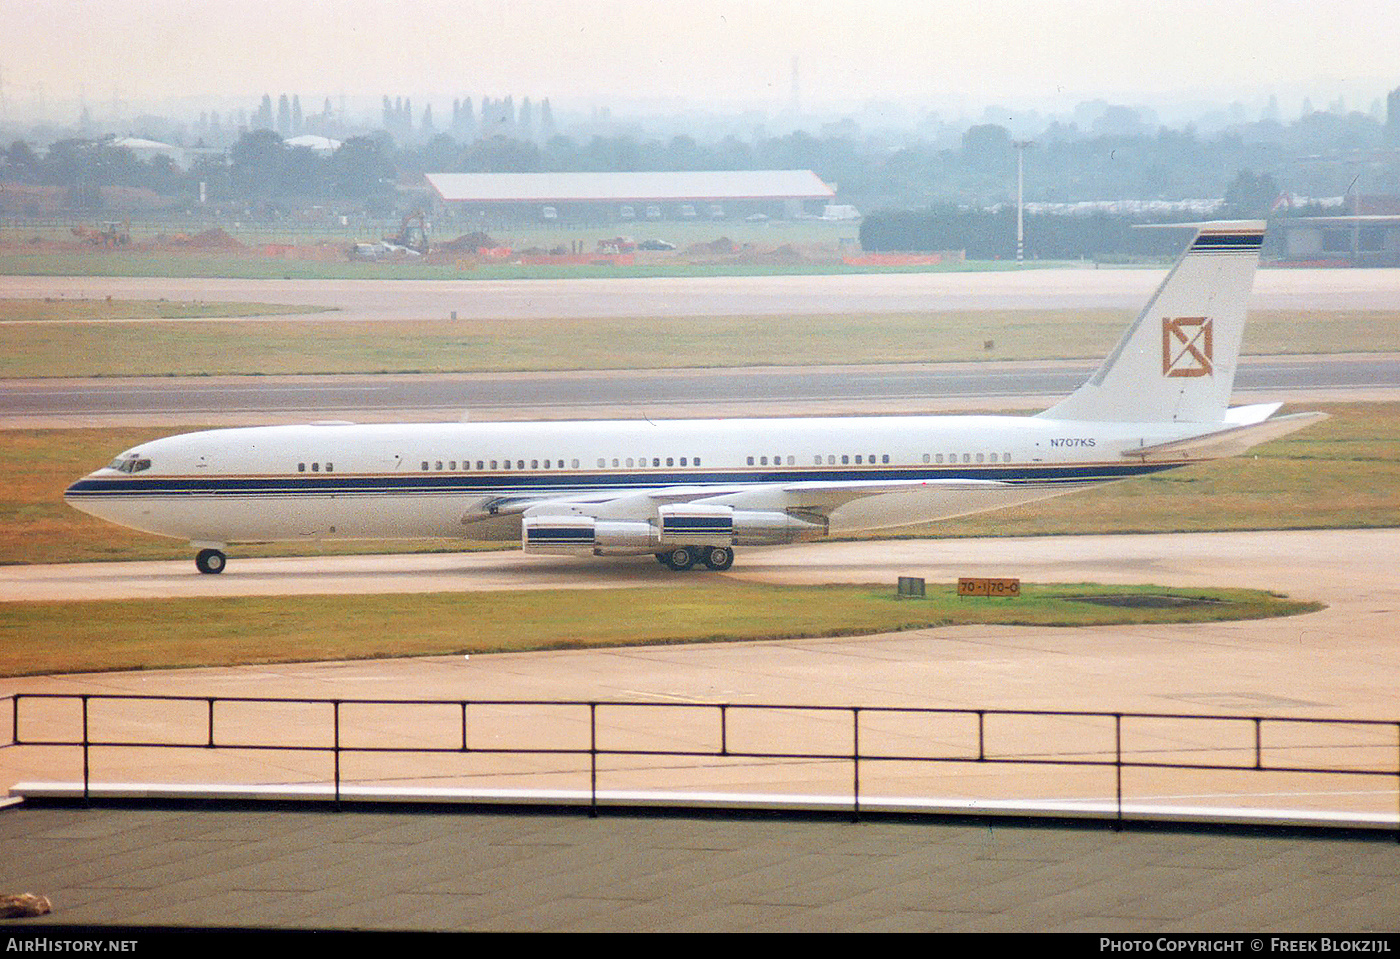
[820, 204, 862, 221]
[596, 236, 637, 254]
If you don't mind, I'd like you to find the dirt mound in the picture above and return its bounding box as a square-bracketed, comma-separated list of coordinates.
[686, 236, 738, 255]
[756, 243, 805, 261]
[437, 231, 500, 253]
[183, 228, 243, 249]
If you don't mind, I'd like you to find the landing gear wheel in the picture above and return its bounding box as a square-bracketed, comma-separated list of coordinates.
[702, 547, 734, 571]
[195, 548, 226, 575]
[663, 546, 695, 571]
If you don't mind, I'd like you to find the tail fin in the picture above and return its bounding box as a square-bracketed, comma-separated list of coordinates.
[1038, 220, 1265, 423]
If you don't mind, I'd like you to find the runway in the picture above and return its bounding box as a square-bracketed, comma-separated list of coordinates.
[4, 267, 1400, 322]
[3, 353, 1394, 427]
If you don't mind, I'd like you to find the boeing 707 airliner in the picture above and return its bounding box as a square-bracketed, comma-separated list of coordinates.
[66, 220, 1325, 574]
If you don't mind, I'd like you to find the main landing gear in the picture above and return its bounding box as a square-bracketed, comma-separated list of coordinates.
[655, 546, 734, 572]
[195, 548, 227, 575]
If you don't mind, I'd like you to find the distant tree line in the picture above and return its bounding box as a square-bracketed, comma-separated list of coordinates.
[1, 106, 1393, 222]
[1, 131, 398, 213]
[221, 130, 396, 208]
[2, 138, 184, 199]
[858, 171, 1291, 259]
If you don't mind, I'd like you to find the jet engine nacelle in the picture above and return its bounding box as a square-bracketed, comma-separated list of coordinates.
[522, 505, 825, 556]
[522, 514, 654, 555]
[656, 503, 824, 546]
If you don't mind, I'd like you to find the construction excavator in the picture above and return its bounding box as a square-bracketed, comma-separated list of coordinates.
[386, 210, 429, 253]
[348, 210, 430, 261]
[71, 219, 131, 247]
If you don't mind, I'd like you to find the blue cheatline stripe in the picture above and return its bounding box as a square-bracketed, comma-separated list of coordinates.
[64, 462, 1181, 499]
[1191, 233, 1264, 252]
[527, 525, 594, 534]
[662, 517, 733, 529]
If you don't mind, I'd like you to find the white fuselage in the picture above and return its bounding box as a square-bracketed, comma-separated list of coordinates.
[66, 221, 1310, 571]
[65, 414, 1202, 548]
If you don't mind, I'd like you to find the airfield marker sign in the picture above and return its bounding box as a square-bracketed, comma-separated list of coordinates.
[958, 577, 1021, 598]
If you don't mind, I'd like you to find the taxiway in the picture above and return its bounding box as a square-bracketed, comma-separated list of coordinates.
[4, 267, 1400, 322]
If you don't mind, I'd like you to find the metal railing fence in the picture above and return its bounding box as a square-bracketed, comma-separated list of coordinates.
[2, 692, 1397, 834]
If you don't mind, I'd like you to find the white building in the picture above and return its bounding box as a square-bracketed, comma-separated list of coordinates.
[112, 136, 187, 169]
[284, 134, 342, 155]
[426, 170, 836, 225]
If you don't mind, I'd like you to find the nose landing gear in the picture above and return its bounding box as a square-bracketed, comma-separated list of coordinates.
[195, 548, 227, 575]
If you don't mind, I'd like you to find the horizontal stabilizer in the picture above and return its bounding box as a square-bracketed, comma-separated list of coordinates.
[1121, 411, 1328, 461]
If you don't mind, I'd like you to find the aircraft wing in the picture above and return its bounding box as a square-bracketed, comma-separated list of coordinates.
[463, 478, 1016, 534]
[461, 483, 756, 525]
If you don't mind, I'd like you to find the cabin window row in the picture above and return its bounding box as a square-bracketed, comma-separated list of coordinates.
[421, 458, 584, 471]
[312, 453, 1016, 474]
[595, 457, 701, 468]
[922, 452, 1014, 464]
[417, 457, 707, 470]
[743, 453, 1015, 467]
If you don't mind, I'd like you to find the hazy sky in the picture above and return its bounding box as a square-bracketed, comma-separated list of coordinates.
[3, 0, 1397, 119]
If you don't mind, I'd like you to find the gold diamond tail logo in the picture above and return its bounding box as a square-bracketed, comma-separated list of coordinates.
[1162, 316, 1213, 377]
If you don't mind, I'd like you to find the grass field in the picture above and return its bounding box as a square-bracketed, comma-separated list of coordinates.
[0, 582, 1321, 677]
[0, 299, 335, 323]
[2, 308, 1396, 378]
[0, 402, 1392, 568]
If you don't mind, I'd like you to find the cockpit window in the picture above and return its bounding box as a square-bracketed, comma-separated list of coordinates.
[107, 456, 152, 473]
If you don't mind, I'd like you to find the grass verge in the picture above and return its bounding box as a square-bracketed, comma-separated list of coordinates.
[0, 299, 334, 322]
[0, 581, 1321, 677]
[1, 309, 1397, 377]
[0, 402, 1392, 567]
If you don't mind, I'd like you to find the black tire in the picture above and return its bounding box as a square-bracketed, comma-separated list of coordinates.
[655, 552, 669, 565]
[195, 548, 226, 575]
[702, 547, 734, 571]
[663, 546, 695, 571]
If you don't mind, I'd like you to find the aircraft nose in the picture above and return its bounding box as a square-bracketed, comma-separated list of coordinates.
[63, 473, 101, 514]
